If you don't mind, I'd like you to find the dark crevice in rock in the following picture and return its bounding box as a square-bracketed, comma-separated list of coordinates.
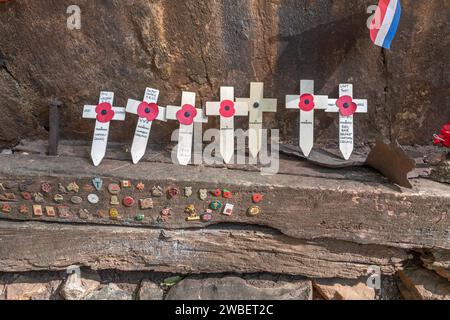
[0, 50, 20, 89]
[381, 48, 393, 141]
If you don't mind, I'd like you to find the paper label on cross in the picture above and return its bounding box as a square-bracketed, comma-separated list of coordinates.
[126, 87, 167, 164]
[166, 91, 207, 166]
[325, 84, 368, 160]
[236, 82, 277, 158]
[83, 91, 126, 166]
[206, 87, 249, 164]
[286, 80, 328, 157]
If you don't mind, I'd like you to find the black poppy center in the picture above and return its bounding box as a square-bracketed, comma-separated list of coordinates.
[253, 102, 260, 108]
[343, 103, 350, 108]
[145, 108, 151, 113]
[184, 112, 191, 118]
[304, 99, 310, 105]
[101, 110, 108, 115]
[224, 105, 231, 111]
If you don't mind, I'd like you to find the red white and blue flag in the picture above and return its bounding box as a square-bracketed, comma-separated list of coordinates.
[370, 0, 402, 49]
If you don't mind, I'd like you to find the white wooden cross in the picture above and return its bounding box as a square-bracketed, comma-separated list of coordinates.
[126, 88, 167, 164]
[166, 91, 207, 166]
[82, 91, 126, 166]
[325, 84, 368, 160]
[286, 80, 328, 157]
[236, 82, 277, 158]
[206, 87, 249, 164]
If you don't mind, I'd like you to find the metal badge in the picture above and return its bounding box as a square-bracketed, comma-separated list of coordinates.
[33, 205, 43, 217]
[57, 206, 71, 218]
[108, 183, 121, 195]
[223, 189, 232, 199]
[184, 186, 193, 197]
[19, 205, 29, 214]
[78, 208, 89, 219]
[70, 196, 83, 204]
[210, 200, 222, 211]
[222, 203, 234, 216]
[67, 182, 80, 193]
[96, 210, 107, 218]
[45, 206, 56, 217]
[122, 196, 135, 207]
[152, 186, 164, 197]
[109, 208, 120, 220]
[83, 184, 94, 193]
[199, 189, 208, 201]
[121, 180, 132, 188]
[252, 193, 263, 203]
[167, 186, 179, 199]
[185, 204, 200, 221]
[201, 209, 213, 222]
[2, 203, 11, 214]
[110, 196, 120, 205]
[22, 192, 32, 200]
[136, 182, 145, 191]
[58, 183, 68, 194]
[247, 206, 261, 217]
[135, 214, 145, 222]
[33, 192, 45, 203]
[54, 194, 64, 203]
[139, 198, 154, 210]
[92, 177, 103, 191]
[41, 182, 52, 194]
[87, 194, 100, 204]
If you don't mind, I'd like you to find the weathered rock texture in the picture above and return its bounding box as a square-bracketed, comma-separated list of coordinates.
[0, 0, 448, 147]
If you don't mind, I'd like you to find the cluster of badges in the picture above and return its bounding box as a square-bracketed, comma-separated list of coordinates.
[0, 180, 264, 222]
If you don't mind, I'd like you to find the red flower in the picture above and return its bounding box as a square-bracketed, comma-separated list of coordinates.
[219, 100, 236, 118]
[137, 102, 159, 121]
[434, 122, 450, 148]
[223, 189, 232, 199]
[95, 102, 115, 123]
[176, 104, 197, 125]
[336, 96, 357, 116]
[252, 193, 263, 203]
[298, 94, 315, 112]
[212, 189, 222, 197]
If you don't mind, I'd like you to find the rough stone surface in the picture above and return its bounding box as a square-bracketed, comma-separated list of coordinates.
[5, 275, 61, 300]
[165, 276, 312, 300]
[138, 280, 164, 300]
[420, 249, 450, 281]
[0, 0, 448, 148]
[85, 283, 132, 300]
[398, 267, 450, 300]
[430, 159, 450, 184]
[60, 270, 101, 300]
[313, 278, 376, 300]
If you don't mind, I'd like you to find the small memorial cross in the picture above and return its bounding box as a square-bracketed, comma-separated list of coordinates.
[236, 82, 277, 158]
[166, 91, 207, 166]
[325, 83, 368, 160]
[82, 91, 126, 166]
[286, 80, 329, 157]
[126, 87, 167, 164]
[206, 87, 249, 164]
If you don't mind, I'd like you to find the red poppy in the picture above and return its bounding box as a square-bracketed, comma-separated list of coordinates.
[252, 193, 263, 203]
[176, 104, 197, 125]
[95, 102, 115, 123]
[223, 189, 232, 199]
[336, 96, 357, 116]
[298, 94, 315, 112]
[434, 122, 450, 148]
[219, 100, 236, 118]
[137, 102, 159, 121]
[212, 189, 222, 197]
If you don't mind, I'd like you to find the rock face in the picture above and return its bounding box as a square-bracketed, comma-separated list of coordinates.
[60, 270, 101, 300]
[0, 0, 448, 147]
[313, 278, 376, 300]
[5, 275, 61, 300]
[398, 267, 450, 300]
[165, 276, 312, 300]
[138, 280, 164, 300]
[85, 283, 132, 300]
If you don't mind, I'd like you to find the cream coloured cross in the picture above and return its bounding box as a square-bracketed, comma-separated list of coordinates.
[82, 91, 126, 166]
[166, 92, 207, 166]
[126, 88, 167, 164]
[325, 84, 368, 160]
[206, 87, 249, 164]
[286, 80, 328, 157]
[236, 82, 277, 158]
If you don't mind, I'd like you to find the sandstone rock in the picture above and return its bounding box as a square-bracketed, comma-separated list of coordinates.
[313, 279, 376, 300]
[85, 283, 132, 300]
[398, 267, 450, 300]
[420, 249, 450, 281]
[0, 1, 448, 147]
[430, 160, 450, 184]
[165, 276, 312, 300]
[138, 280, 164, 300]
[5, 275, 61, 300]
[60, 270, 101, 300]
